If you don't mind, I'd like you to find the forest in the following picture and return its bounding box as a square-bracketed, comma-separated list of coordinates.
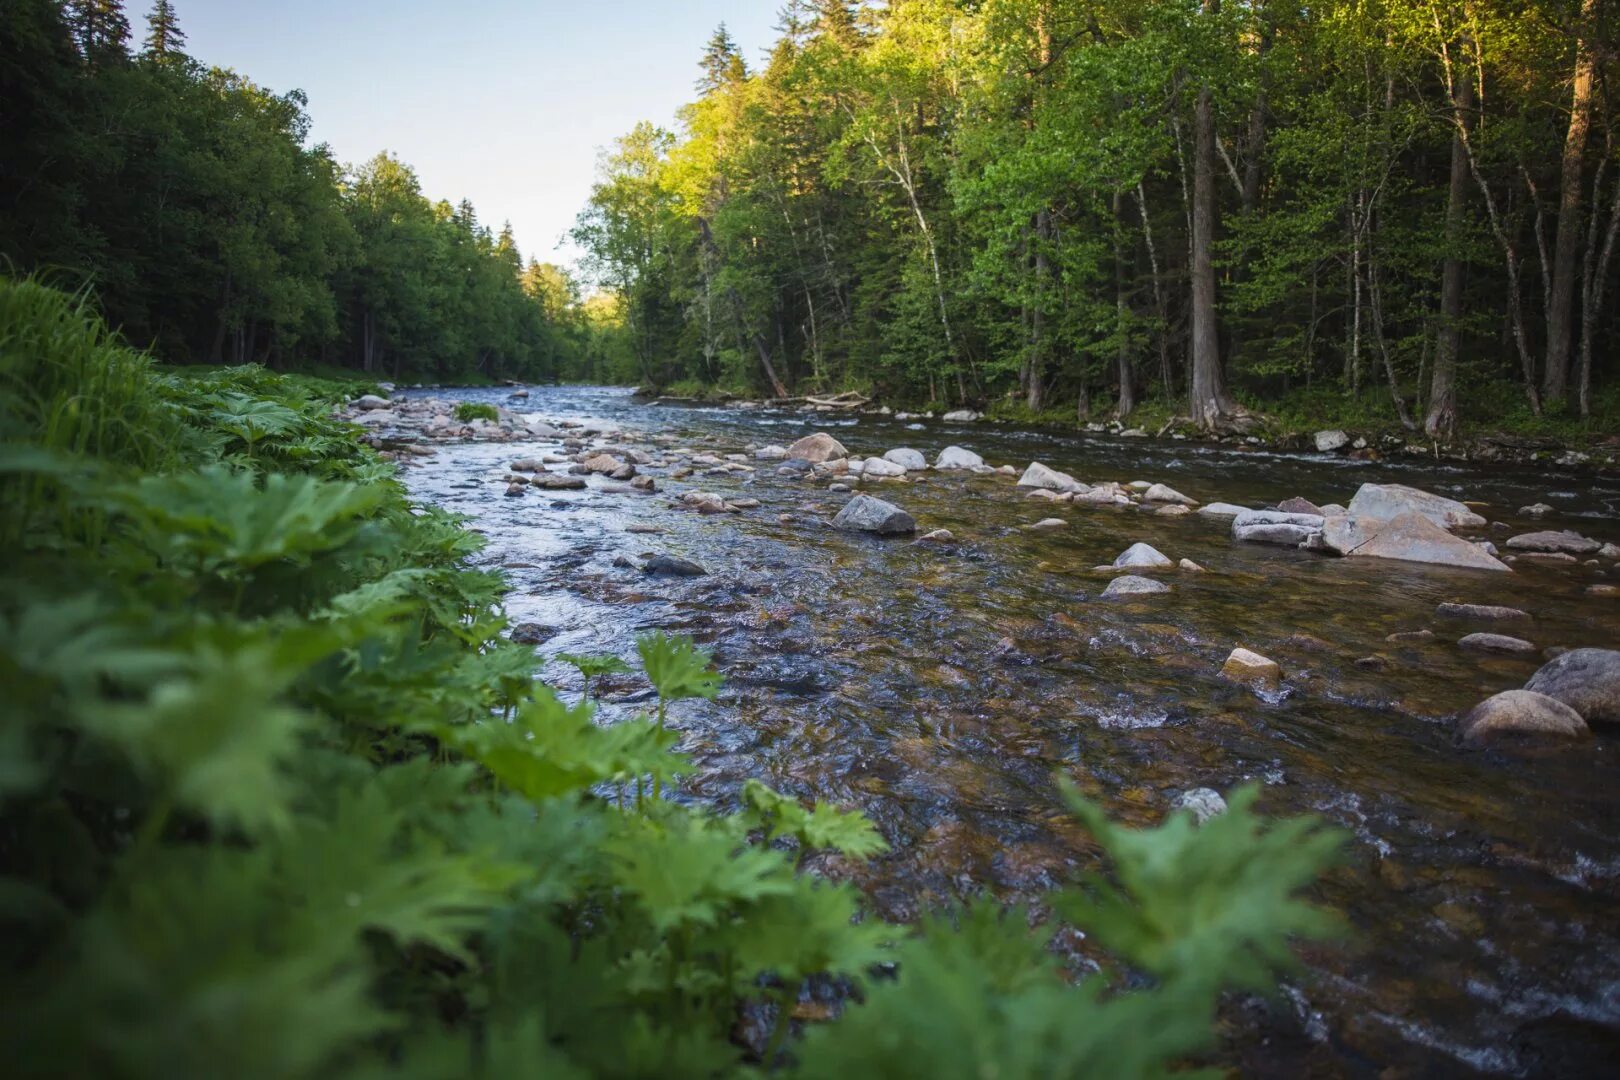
[0, 0, 603, 384]
[575, 0, 1620, 436]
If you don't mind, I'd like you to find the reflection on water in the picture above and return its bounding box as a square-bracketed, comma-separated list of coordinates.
[399, 385, 1620, 1076]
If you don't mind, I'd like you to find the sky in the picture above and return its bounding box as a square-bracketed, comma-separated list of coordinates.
[129, 1, 781, 270]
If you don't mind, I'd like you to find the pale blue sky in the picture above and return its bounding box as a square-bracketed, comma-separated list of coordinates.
[130, 1, 779, 269]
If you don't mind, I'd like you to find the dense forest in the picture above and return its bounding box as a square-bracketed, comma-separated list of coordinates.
[576, 0, 1620, 435]
[0, 0, 601, 383]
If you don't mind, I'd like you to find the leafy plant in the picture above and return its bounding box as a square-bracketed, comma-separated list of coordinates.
[0, 279, 1346, 1079]
[454, 401, 499, 423]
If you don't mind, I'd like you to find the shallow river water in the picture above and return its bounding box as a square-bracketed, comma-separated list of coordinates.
[398, 385, 1619, 1077]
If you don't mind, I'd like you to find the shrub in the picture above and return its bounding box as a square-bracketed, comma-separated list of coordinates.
[454, 401, 499, 423]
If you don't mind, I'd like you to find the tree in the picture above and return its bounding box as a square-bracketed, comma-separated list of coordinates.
[143, 0, 186, 59]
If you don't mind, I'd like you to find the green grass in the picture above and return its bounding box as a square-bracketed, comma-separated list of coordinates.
[453, 401, 499, 422]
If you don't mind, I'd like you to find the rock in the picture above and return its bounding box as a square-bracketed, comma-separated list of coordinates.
[680, 491, 728, 512]
[941, 409, 980, 421]
[1142, 483, 1196, 506]
[1277, 496, 1323, 516]
[1588, 583, 1620, 596]
[755, 445, 788, 461]
[1454, 690, 1588, 747]
[1026, 518, 1068, 532]
[934, 445, 984, 470]
[626, 524, 662, 534]
[1027, 489, 1070, 502]
[581, 453, 623, 474]
[608, 464, 637, 481]
[1347, 483, 1486, 530]
[1523, 648, 1620, 724]
[1175, 788, 1227, 824]
[1504, 529, 1601, 555]
[1436, 602, 1531, 622]
[1519, 502, 1554, 518]
[1101, 574, 1170, 597]
[1219, 647, 1282, 690]
[729, 497, 761, 509]
[787, 432, 849, 463]
[1338, 512, 1510, 571]
[510, 458, 545, 472]
[917, 528, 954, 542]
[1232, 509, 1324, 548]
[1113, 542, 1173, 569]
[1018, 461, 1087, 493]
[503, 482, 527, 497]
[1073, 488, 1131, 506]
[1386, 629, 1435, 643]
[354, 393, 390, 410]
[630, 475, 657, 492]
[1458, 632, 1537, 653]
[861, 456, 908, 478]
[1178, 558, 1206, 572]
[1599, 542, 1620, 559]
[884, 447, 928, 471]
[644, 554, 707, 577]
[1197, 502, 1251, 519]
[1313, 429, 1350, 452]
[828, 482, 850, 493]
[532, 473, 588, 490]
[832, 494, 916, 535]
[1156, 504, 1192, 516]
[509, 622, 556, 645]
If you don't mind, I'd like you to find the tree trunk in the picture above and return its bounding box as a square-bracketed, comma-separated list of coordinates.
[1135, 183, 1173, 398]
[1188, 37, 1232, 430]
[1029, 208, 1051, 412]
[1114, 189, 1135, 417]
[1543, 0, 1599, 404]
[1426, 66, 1472, 438]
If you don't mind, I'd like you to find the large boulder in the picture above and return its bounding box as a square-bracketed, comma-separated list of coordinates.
[787, 432, 849, 463]
[1219, 648, 1282, 691]
[1101, 574, 1170, 598]
[1454, 690, 1589, 747]
[1504, 529, 1601, 555]
[1113, 542, 1173, 569]
[934, 445, 984, 470]
[1018, 461, 1087, 493]
[1347, 483, 1486, 530]
[1338, 512, 1510, 572]
[832, 494, 916, 536]
[1142, 483, 1196, 506]
[354, 393, 390, 410]
[581, 453, 625, 474]
[883, 447, 928, 471]
[1523, 648, 1620, 724]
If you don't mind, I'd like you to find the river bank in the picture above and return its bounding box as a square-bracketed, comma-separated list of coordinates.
[371, 382, 1620, 1077]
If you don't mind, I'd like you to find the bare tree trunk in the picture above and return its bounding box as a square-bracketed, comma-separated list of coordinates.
[1426, 64, 1472, 438]
[1544, 0, 1600, 404]
[1135, 183, 1173, 397]
[1114, 189, 1135, 417]
[1369, 254, 1415, 428]
[1188, 20, 1233, 431]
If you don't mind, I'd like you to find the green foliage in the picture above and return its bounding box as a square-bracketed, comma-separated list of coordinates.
[0, 279, 1345, 1076]
[452, 401, 499, 423]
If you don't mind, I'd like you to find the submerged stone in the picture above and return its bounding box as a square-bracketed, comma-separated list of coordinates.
[1101, 574, 1170, 598]
[1219, 647, 1282, 690]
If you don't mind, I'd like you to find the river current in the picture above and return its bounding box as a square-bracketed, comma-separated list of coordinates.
[397, 384, 1619, 1077]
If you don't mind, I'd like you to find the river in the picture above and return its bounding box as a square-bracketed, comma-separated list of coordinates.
[397, 384, 1619, 1077]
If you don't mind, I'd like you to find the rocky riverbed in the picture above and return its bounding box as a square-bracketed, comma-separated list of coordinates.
[361, 385, 1619, 1076]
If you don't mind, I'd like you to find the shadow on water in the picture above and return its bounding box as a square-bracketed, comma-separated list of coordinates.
[400, 385, 1620, 1076]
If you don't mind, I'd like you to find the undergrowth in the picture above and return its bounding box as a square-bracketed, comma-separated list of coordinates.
[453, 401, 500, 423]
[0, 277, 1345, 1077]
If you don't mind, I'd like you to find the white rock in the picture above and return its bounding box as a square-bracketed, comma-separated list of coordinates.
[861, 457, 907, 478]
[1113, 542, 1173, 569]
[934, 446, 984, 470]
[1018, 461, 1088, 493]
[1175, 788, 1227, 824]
[883, 447, 928, 471]
[1314, 429, 1350, 452]
[1142, 483, 1196, 506]
[941, 409, 981, 422]
[1219, 648, 1282, 689]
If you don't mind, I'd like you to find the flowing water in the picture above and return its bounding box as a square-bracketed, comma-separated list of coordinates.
[398, 384, 1620, 1077]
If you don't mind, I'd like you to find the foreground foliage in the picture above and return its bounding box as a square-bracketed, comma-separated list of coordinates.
[0, 279, 1345, 1076]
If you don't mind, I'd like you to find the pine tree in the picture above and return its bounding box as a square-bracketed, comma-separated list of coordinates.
[65, 0, 130, 66]
[697, 23, 746, 94]
[143, 0, 186, 59]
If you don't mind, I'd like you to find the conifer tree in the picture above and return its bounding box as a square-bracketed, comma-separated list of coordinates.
[143, 0, 186, 59]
